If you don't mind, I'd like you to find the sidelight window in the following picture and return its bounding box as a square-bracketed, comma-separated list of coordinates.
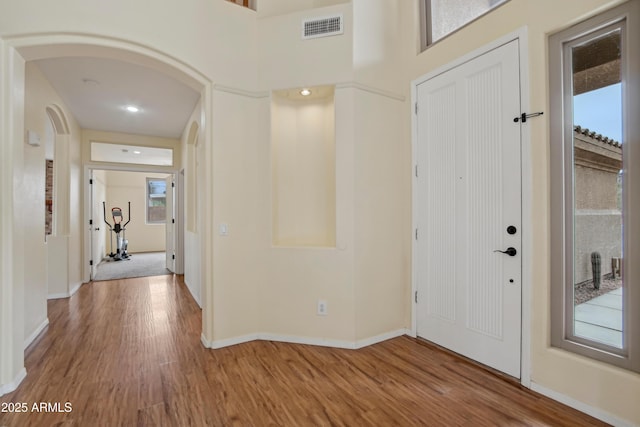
[549, 1, 640, 372]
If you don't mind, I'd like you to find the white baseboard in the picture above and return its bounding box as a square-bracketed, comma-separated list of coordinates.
[69, 281, 82, 297]
[355, 329, 410, 348]
[24, 318, 49, 350]
[48, 282, 83, 300]
[530, 382, 635, 427]
[0, 367, 27, 397]
[207, 329, 409, 351]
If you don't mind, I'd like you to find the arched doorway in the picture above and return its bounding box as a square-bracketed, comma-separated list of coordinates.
[0, 34, 213, 396]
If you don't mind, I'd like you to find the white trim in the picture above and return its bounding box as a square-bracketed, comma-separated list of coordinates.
[47, 281, 81, 300]
[335, 82, 405, 102]
[201, 332, 214, 349]
[354, 329, 410, 348]
[207, 329, 409, 350]
[530, 382, 635, 427]
[47, 292, 70, 300]
[24, 318, 49, 350]
[0, 368, 26, 398]
[410, 27, 532, 387]
[517, 28, 533, 389]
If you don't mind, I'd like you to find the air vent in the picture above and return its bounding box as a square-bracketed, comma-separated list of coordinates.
[302, 14, 343, 39]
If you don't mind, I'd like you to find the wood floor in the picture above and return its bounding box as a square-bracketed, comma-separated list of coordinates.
[0, 275, 607, 427]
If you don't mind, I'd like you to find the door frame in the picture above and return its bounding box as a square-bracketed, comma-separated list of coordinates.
[83, 165, 183, 282]
[410, 28, 533, 387]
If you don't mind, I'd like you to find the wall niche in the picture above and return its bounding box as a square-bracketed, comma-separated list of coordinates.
[271, 86, 336, 247]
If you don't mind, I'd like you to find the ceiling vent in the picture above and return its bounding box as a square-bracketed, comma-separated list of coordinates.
[302, 14, 343, 40]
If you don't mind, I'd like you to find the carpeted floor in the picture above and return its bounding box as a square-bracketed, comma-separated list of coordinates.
[93, 251, 171, 281]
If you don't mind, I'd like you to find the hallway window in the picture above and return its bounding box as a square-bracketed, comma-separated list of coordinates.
[549, 1, 640, 372]
[147, 178, 166, 223]
[422, 0, 509, 48]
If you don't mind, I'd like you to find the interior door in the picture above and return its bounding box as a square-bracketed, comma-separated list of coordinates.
[165, 174, 175, 272]
[416, 40, 522, 378]
[90, 170, 107, 280]
[90, 170, 97, 280]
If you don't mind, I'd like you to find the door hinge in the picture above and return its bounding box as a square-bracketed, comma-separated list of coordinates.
[90, 260, 93, 266]
[89, 178, 93, 185]
[172, 218, 175, 224]
[415, 291, 418, 303]
[415, 228, 418, 240]
[415, 164, 418, 178]
[172, 254, 175, 260]
[89, 219, 93, 225]
[415, 103, 418, 115]
[172, 182, 175, 188]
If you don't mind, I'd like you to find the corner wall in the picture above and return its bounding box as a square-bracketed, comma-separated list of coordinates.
[23, 62, 82, 337]
[180, 101, 203, 307]
[204, 0, 408, 348]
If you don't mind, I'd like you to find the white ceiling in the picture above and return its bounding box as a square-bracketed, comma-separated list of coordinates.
[34, 57, 200, 139]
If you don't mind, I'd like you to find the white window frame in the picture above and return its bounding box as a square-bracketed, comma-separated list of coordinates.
[549, 0, 640, 372]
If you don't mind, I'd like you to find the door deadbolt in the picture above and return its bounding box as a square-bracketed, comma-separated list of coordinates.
[507, 226, 517, 235]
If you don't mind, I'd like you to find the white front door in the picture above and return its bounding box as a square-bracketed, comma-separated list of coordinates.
[416, 40, 522, 378]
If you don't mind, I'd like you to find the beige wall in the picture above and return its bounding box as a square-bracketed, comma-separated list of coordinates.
[180, 101, 203, 306]
[102, 171, 168, 255]
[352, 89, 408, 340]
[0, 0, 257, 88]
[271, 91, 336, 247]
[209, 0, 407, 346]
[23, 61, 82, 341]
[256, 3, 354, 91]
[257, 0, 349, 18]
[403, 0, 639, 423]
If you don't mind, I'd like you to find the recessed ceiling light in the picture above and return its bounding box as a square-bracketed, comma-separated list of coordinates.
[125, 105, 140, 113]
[133, 150, 141, 154]
[300, 88, 312, 96]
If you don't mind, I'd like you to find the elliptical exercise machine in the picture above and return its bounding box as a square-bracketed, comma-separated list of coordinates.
[103, 201, 131, 261]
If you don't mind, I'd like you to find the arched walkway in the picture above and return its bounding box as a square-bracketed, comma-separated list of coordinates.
[0, 33, 214, 396]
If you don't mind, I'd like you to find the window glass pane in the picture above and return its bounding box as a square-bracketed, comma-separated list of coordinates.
[571, 29, 624, 349]
[147, 179, 167, 223]
[91, 142, 173, 166]
[428, 0, 507, 44]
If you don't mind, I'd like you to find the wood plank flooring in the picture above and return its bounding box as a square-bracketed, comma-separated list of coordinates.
[0, 275, 607, 426]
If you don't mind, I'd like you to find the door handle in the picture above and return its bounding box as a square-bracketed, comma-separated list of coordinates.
[494, 247, 517, 256]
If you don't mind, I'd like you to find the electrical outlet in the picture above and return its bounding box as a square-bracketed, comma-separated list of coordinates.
[317, 300, 328, 316]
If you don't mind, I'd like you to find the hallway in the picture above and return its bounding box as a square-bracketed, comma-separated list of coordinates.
[0, 275, 606, 426]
